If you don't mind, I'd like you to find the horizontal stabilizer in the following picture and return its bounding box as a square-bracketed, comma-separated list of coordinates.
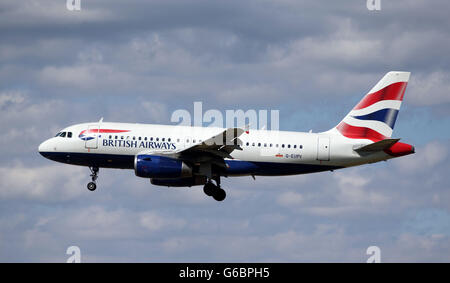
[354, 138, 400, 153]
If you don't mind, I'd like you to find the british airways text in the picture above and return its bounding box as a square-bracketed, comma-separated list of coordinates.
[102, 139, 176, 150]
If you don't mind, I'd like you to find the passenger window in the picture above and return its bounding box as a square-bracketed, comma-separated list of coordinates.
[252, 142, 255, 146]
[288, 144, 291, 148]
[246, 142, 249, 146]
[168, 138, 171, 142]
[115, 136, 118, 139]
[258, 143, 261, 147]
[294, 145, 297, 149]
[270, 144, 273, 147]
[67, 132, 72, 138]
[264, 143, 267, 147]
[150, 137, 153, 141]
[300, 145, 303, 149]
[162, 138, 165, 142]
[177, 139, 180, 142]
[156, 138, 159, 141]
[282, 144, 285, 148]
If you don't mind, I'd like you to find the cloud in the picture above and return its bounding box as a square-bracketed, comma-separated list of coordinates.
[0, 0, 113, 28]
[394, 141, 448, 173]
[140, 211, 186, 232]
[0, 163, 85, 201]
[140, 101, 170, 123]
[385, 233, 450, 262]
[1, 0, 450, 262]
[276, 191, 304, 207]
[0, 94, 83, 157]
[217, 85, 281, 104]
[408, 71, 450, 106]
[0, 90, 26, 108]
[38, 63, 135, 91]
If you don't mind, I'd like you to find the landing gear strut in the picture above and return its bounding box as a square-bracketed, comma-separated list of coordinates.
[87, 166, 99, 191]
[203, 176, 226, 201]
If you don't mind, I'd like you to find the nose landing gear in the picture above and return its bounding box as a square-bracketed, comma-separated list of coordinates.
[87, 166, 99, 191]
[203, 177, 226, 202]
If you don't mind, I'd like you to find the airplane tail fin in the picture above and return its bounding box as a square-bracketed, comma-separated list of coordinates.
[334, 71, 410, 141]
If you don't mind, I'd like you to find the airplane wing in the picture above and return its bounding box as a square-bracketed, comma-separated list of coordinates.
[178, 127, 245, 158]
[138, 127, 246, 170]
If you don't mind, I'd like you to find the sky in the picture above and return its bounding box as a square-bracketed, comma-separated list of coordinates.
[0, 0, 449, 262]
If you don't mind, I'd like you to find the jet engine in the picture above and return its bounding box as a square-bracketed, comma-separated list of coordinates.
[134, 155, 192, 178]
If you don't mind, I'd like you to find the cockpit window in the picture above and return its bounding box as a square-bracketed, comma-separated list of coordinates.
[55, 131, 72, 138]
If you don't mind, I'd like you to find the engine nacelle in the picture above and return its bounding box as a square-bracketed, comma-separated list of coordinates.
[134, 155, 192, 178]
[151, 176, 207, 187]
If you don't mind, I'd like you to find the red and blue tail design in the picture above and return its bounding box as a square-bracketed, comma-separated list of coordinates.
[335, 71, 410, 142]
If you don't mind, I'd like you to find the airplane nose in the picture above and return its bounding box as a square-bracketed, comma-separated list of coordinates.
[38, 139, 52, 157]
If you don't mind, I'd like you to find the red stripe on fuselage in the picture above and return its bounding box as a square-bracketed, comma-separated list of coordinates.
[80, 129, 130, 135]
[354, 82, 408, 110]
[96, 129, 130, 134]
[336, 122, 387, 142]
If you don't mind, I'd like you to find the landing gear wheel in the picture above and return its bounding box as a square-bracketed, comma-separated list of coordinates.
[87, 182, 97, 191]
[203, 182, 215, 196]
[212, 188, 226, 202]
[87, 166, 99, 192]
[203, 176, 226, 201]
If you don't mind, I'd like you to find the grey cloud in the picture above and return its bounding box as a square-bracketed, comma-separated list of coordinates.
[408, 71, 450, 106]
[1, 0, 450, 262]
[0, 163, 85, 202]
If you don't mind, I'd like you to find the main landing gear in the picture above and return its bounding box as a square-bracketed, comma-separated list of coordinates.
[203, 177, 226, 202]
[87, 166, 99, 191]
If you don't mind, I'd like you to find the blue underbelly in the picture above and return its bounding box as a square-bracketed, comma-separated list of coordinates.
[40, 152, 342, 175]
[225, 160, 342, 176]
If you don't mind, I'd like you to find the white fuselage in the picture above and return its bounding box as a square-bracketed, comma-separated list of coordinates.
[39, 122, 392, 177]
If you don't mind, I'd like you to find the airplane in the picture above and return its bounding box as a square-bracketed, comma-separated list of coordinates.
[39, 71, 414, 202]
